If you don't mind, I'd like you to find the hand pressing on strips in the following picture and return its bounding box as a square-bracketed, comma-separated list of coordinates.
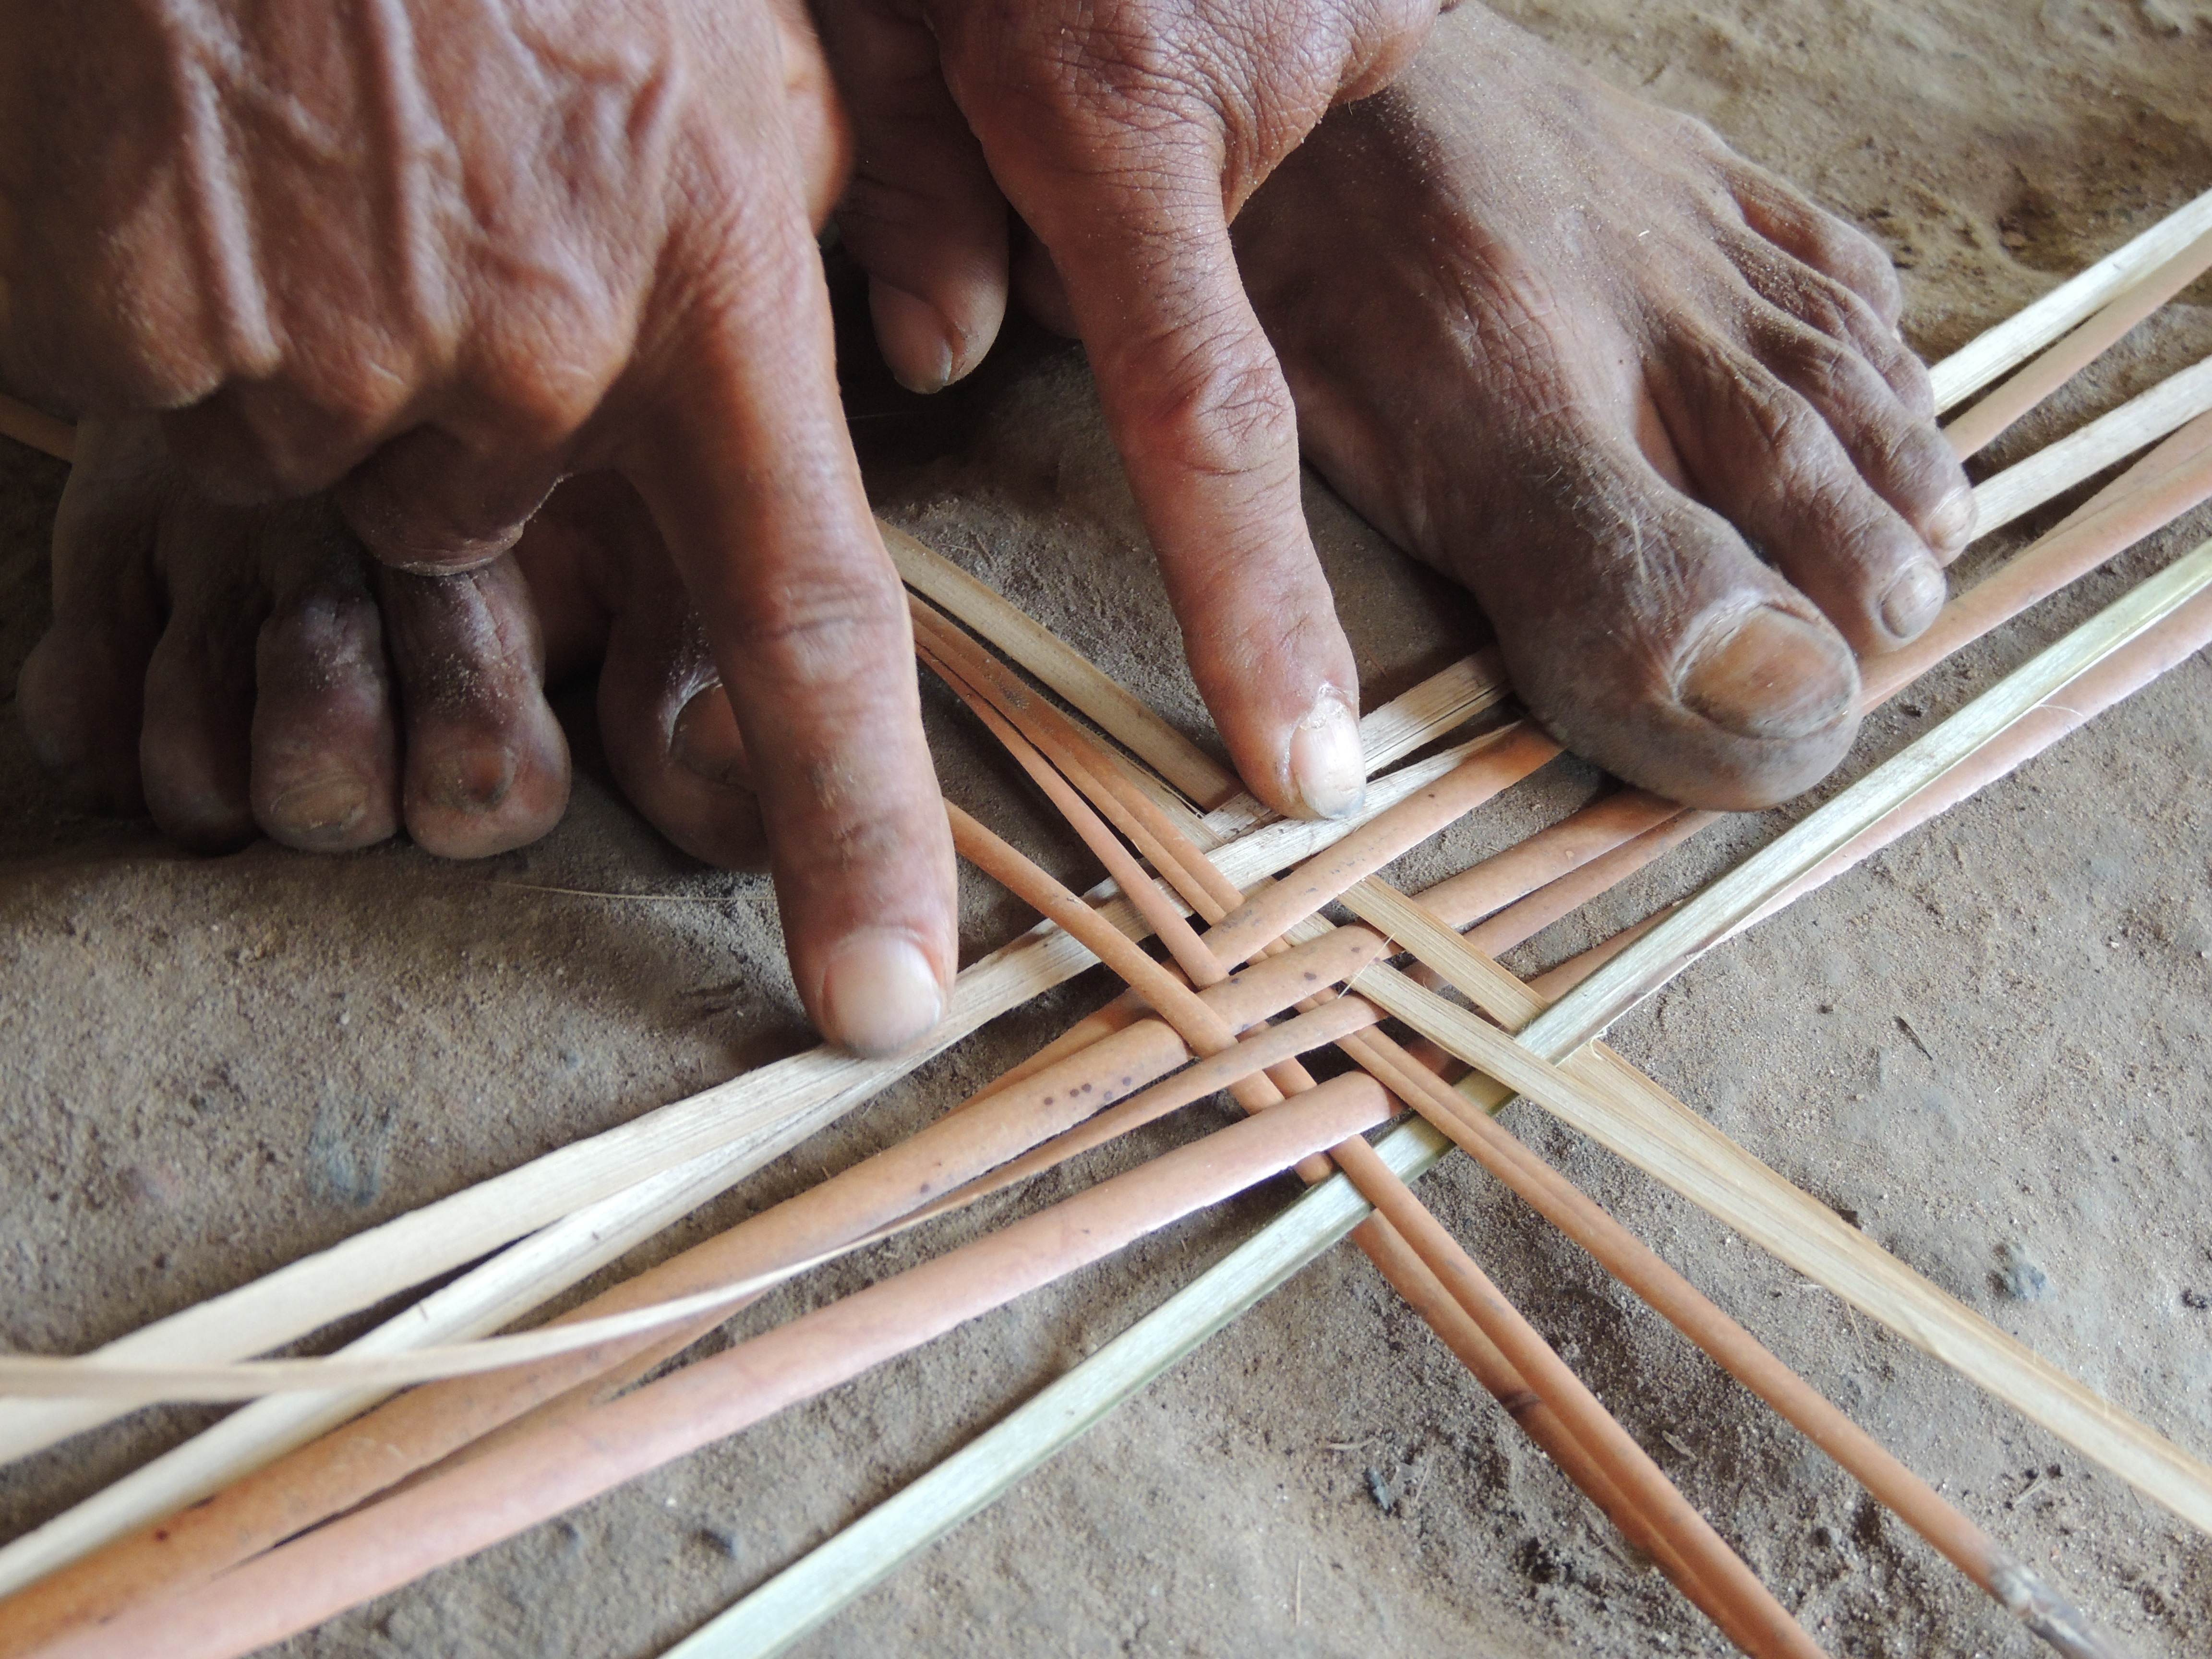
[817, 0, 1446, 824]
[5, 0, 953, 1055]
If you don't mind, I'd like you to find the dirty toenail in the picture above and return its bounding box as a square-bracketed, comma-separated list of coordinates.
[871, 282, 957, 396]
[424, 746, 516, 812]
[1288, 687, 1366, 820]
[819, 929, 944, 1055]
[673, 686, 750, 788]
[1926, 485, 1977, 557]
[1879, 559, 1948, 640]
[1677, 607, 1857, 742]
[269, 776, 370, 835]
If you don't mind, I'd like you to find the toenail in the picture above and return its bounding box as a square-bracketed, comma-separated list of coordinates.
[819, 929, 944, 1055]
[269, 776, 370, 835]
[1926, 485, 1977, 557]
[1879, 559, 1948, 640]
[424, 746, 516, 812]
[1288, 687, 1366, 821]
[673, 686, 749, 788]
[1676, 607, 1857, 742]
[871, 282, 956, 396]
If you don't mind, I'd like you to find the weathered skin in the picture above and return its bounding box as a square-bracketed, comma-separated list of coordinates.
[10, 2, 1973, 1051]
[1233, 5, 1974, 806]
[5, 0, 1444, 1052]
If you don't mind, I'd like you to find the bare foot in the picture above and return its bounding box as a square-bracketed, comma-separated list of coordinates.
[18, 419, 569, 858]
[1233, 6, 1974, 809]
[16, 425, 763, 873]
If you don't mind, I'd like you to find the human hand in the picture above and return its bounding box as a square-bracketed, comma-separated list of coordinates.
[816, 0, 1440, 820]
[0, 0, 954, 1054]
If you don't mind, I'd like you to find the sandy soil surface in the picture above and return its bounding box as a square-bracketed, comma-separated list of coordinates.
[3, 1, 2210, 1656]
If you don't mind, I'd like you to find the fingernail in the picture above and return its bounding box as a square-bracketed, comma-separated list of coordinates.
[1677, 606, 1857, 741]
[673, 685, 749, 787]
[1288, 687, 1365, 820]
[1879, 558, 1947, 639]
[1926, 484, 1977, 556]
[422, 745, 515, 812]
[267, 775, 369, 835]
[870, 282, 956, 396]
[819, 929, 944, 1055]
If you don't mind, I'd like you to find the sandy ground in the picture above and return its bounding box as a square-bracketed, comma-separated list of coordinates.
[3, 1, 2211, 1655]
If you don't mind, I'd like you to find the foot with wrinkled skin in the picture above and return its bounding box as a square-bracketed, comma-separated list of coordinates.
[13, 422, 758, 870]
[1231, 5, 1974, 809]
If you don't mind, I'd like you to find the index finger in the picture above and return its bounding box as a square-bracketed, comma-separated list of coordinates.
[620, 141, 955, 1057]
[982, 137, 1365, 822]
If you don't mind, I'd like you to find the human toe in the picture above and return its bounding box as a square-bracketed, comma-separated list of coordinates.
[252, 578, 401, 852]
[1653, 332, 1966, 653]
[378, 558, 570, 859]
[136, 604, 259, 851]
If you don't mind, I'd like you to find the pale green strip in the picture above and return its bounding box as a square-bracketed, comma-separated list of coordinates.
[665, 1120, 1449, 1659]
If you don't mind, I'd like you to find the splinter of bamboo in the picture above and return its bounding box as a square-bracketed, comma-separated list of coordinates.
[1945, 225, 2212, 458]
[1928, 184, 2212, 412]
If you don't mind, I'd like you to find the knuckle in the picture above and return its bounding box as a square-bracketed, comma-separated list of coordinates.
[1124, 333, 1298, 480]
[731, 572, 909, 685]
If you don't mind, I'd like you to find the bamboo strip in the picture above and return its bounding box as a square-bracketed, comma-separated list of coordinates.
[1415, 789, 1679, 927]
[1927, 184, 2212, 412]
[1945, 225, 2212, 459]
[36, 1078, 1397, 1659]
[1971, 355, 2212, 538]
[883, 524, 1239, 808]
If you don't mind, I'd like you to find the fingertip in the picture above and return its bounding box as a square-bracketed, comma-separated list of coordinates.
[816, 926, 948, 1055]
[870, 280, 956, 395]
[1288, 685, 1366, 820]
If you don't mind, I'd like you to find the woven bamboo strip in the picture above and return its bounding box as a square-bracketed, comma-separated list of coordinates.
[706, 536, 2212, 1657]
[1927, 184, 2212, 412]
[913, 648, 2112, 1655]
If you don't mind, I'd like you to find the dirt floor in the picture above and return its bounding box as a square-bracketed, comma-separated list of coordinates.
[4, 1, 2211, 1655]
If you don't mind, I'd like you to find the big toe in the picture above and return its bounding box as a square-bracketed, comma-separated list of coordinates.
[1489, 461, 1865, 812]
